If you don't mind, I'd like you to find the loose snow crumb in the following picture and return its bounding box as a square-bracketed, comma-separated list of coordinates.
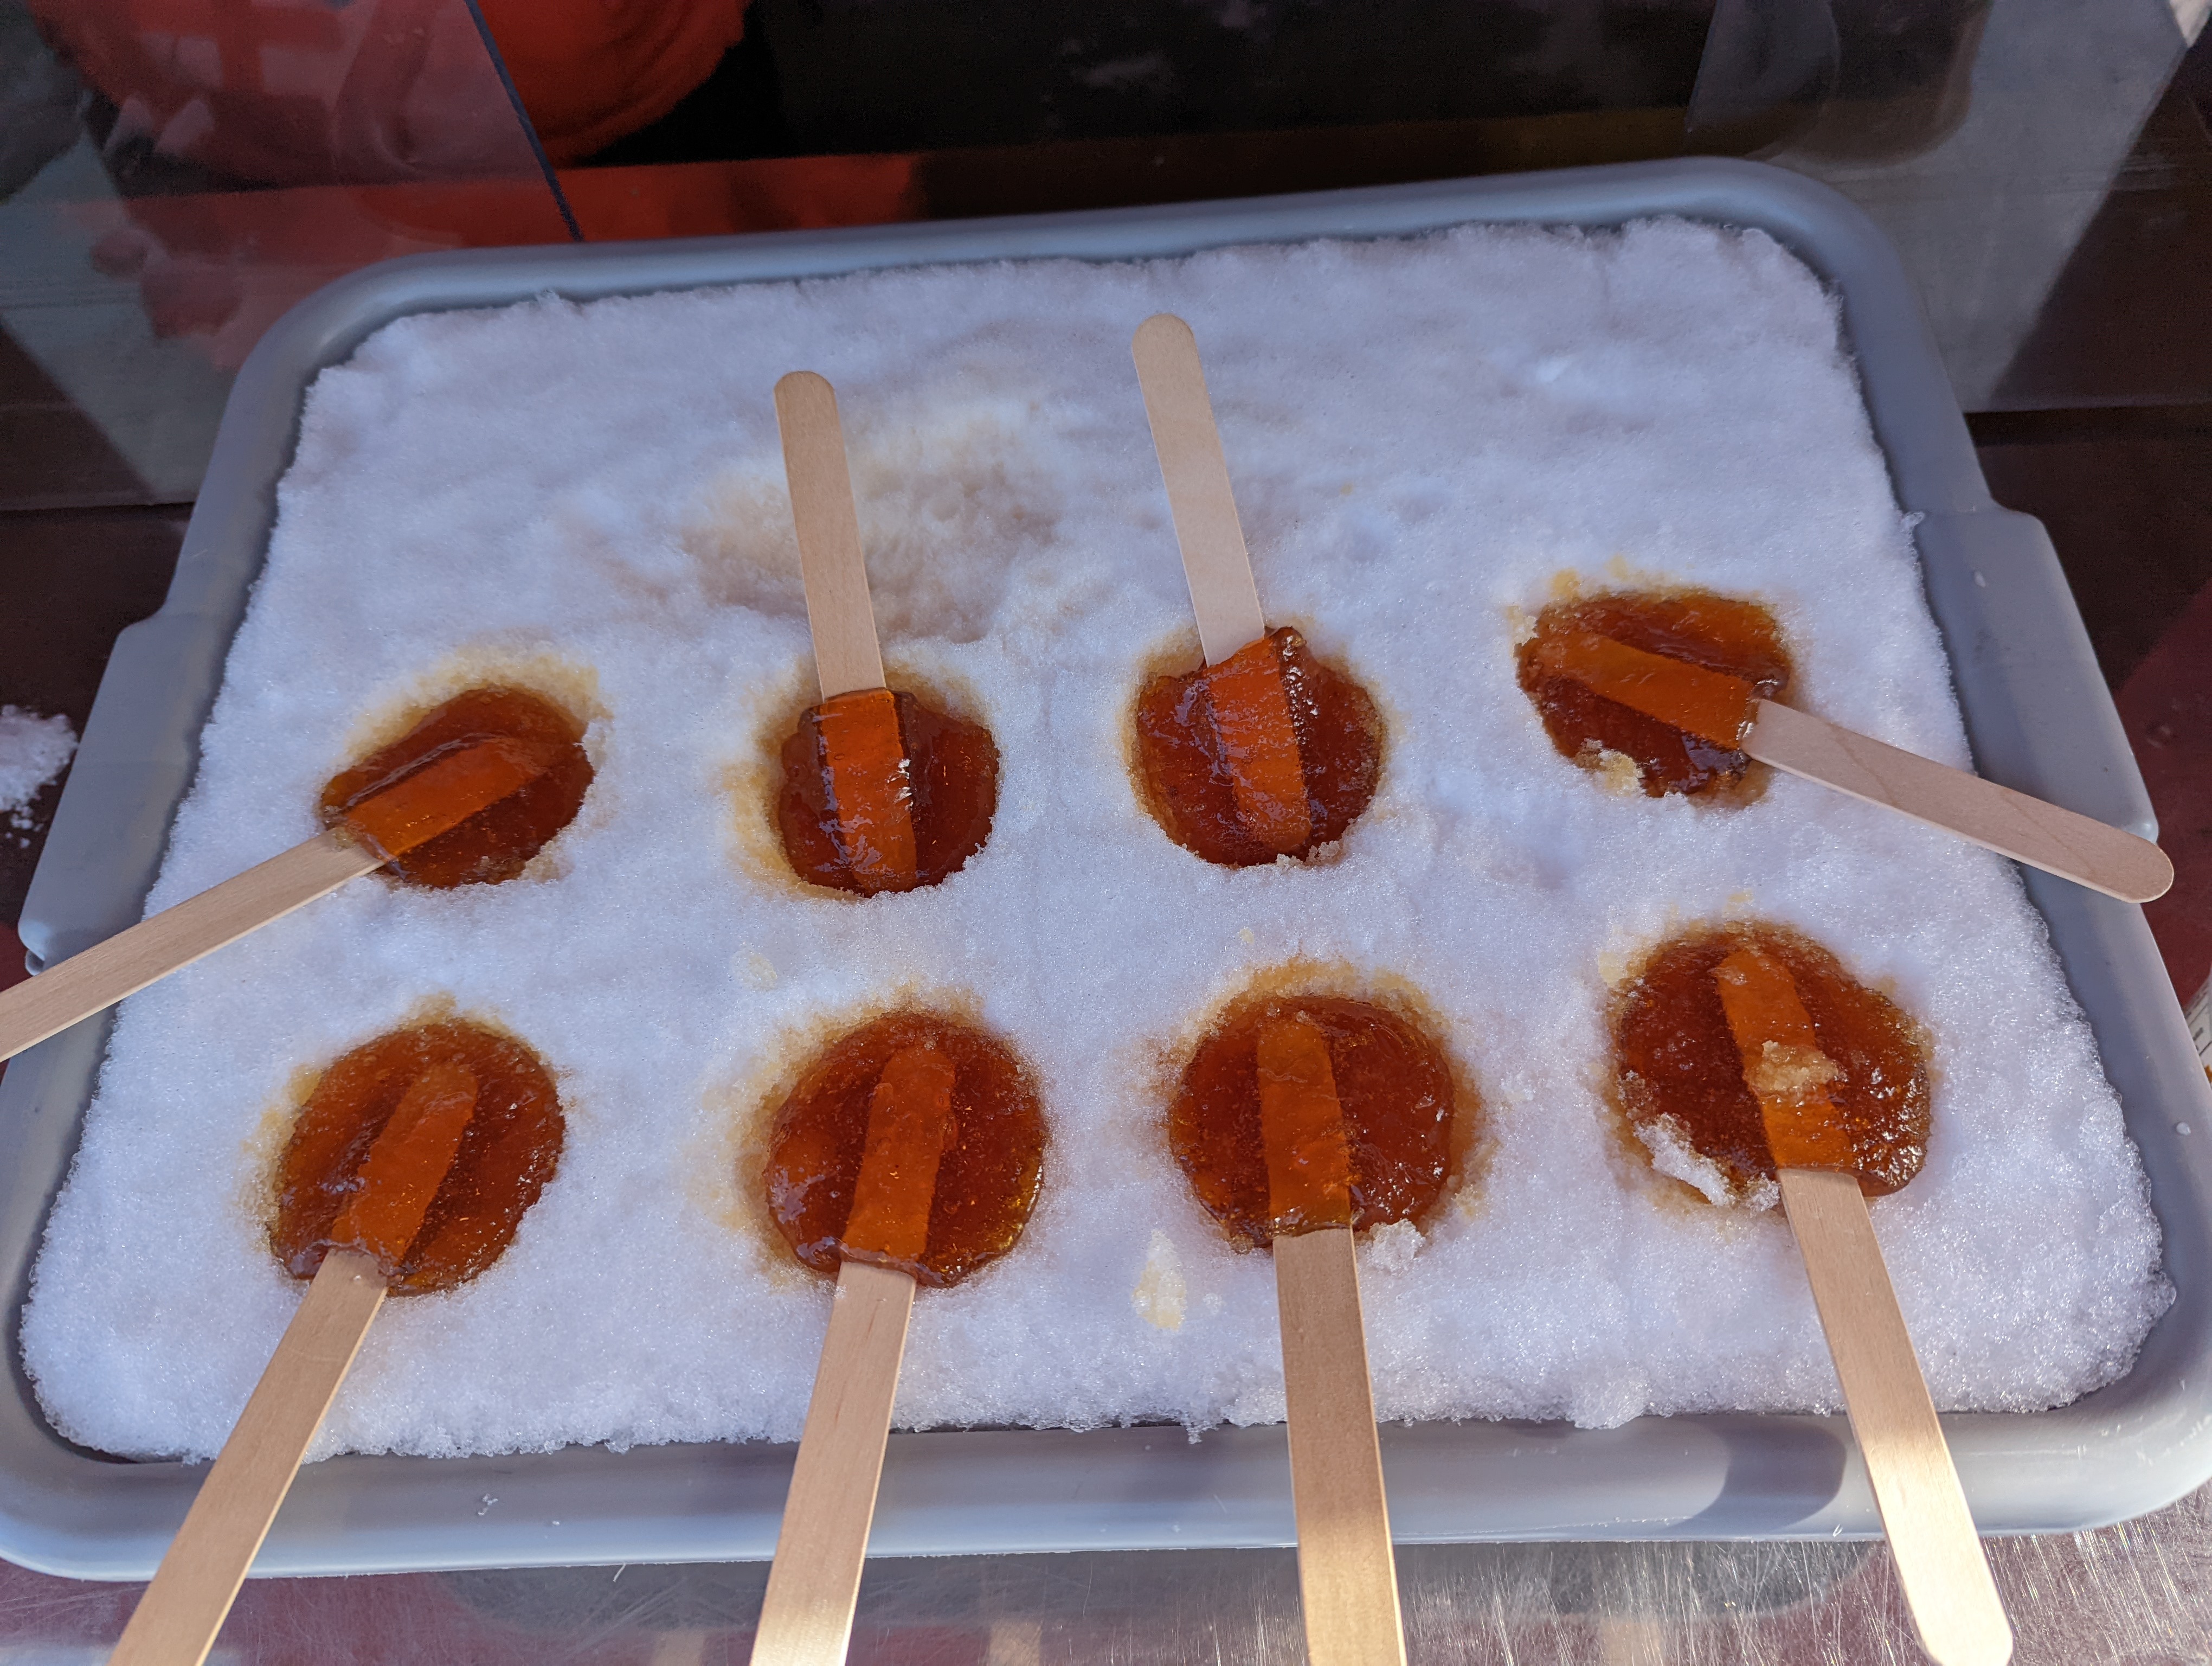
[1361, 1219, 1425, 1274]
[1131, 1229, 1187, 1331]
[1638, 1115, 1754, 1210]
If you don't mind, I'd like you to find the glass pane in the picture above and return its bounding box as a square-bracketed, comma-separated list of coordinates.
[0, 0, 573, 509]
[1771, 0, 2207, 409]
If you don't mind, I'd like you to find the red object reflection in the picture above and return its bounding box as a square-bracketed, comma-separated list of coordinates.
[477, 0, 745, 165]
[25, 0, 927, 371]
[68, 181, 575, 367]
[33, 0, 541, 188]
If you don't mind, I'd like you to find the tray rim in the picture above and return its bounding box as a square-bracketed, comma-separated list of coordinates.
[8, 155, 2211, 1580]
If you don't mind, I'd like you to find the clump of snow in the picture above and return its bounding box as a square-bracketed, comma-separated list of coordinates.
[1636, 1116, 1743, 1209]
[0, 706, 76, 842]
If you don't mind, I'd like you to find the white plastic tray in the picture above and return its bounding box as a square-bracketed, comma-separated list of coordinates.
[9, 157, 2211, 1579]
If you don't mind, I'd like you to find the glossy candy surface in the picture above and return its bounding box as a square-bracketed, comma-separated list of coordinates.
[1254, 1011, 1354, 1233]
[326, 1060, 479, 1267]
[1169, 994, 1459, 1250]
[339, 739, 558, 862]
[811, 689, 919, 891]
[1526, 631, 1760, 751]
[1204, 633, 1313, 854]
[1516, 591, 1791, 799]
[1610, 923, 1930, 1200]
[777, 690, 998, 896]
[320, 686, 594, 887]
[272, 1020, 565, 1293]
[1712, 943, 1863, 1172]
[1133, 627, 1381, 868]
[763, 1011, 1045, 1286]
[842, 1043, 959, 1263]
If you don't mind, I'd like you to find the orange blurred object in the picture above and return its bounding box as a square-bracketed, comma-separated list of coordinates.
[35, 0, 538, 186]
[65, 179, 574, 370]
[272, 1019, 564, 1293]
[66, 156, 924, 370]
[556, 156, 924, 240]
[34, 0, 919, 371]
[320, 686, 593, 889]
[476, 0, 745, 164]
[35, 0, 743, 180]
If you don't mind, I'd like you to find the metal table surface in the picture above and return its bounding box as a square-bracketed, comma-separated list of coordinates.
[2, 0, 2209, 1658]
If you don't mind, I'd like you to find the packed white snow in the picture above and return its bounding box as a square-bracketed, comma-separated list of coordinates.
[22, 220, 2168, 1462]
[0, 706, 76, 840]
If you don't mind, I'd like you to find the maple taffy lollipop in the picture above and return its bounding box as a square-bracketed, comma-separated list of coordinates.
[112, 1018, 565, 1666]
[1612, 924, 2012, 1666]
[1129, 316, 1383, 868]
[770, 373, 998, 897]
[0, 684, 593, 1065]
[1171, 990, 1470, 1666]
[1517, 585, 2169, 902]
[751, 1011, 1046, 1665]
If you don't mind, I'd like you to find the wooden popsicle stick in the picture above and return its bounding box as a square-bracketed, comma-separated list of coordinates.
[776, 371, 888, 701]
[1746, 700, 2171, 905]
[771, 370, 921, 893]
[2, 738, 563, 1065]
[1132, 315, 1269, 665]
[1272, 1226, 1407, 1666]
[1539, 626, 2168, 902]
[0, 829, 380, 1065]
[110, 1249, 388, 1666]
[1777, 1169, 2012, 1666]
[749, 1259, 918, 1666]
